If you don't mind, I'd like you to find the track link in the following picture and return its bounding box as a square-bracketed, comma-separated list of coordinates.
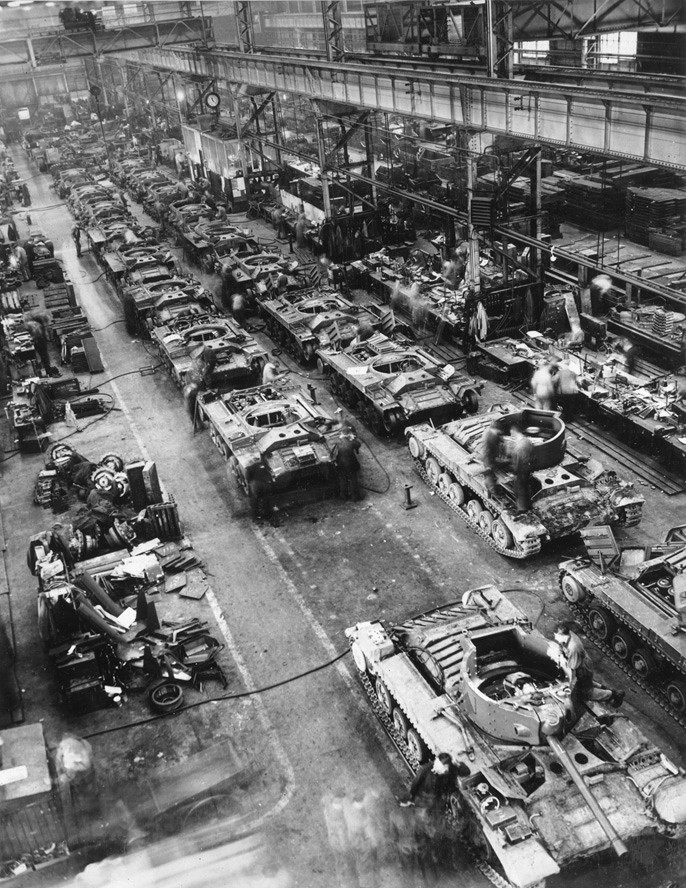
[561, 579, 686, 730]
[358, 669, 517, 888]
[412, 459, 538, 559]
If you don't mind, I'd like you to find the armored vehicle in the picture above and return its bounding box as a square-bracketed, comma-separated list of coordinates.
[152, 315, 266, 390]
[559, 524, 686, 712]
[317, 331, 481, 436]
[197, 384, 341, 512]
[406, 408, 644, 558]
[259, 291, 383, 364]
[346, 587, 686, 888]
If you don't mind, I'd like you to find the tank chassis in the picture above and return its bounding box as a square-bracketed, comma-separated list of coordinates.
[559, 524, 686, 717]
[316, 331, 482, 437]
[258, 289, 385, 365]
[196, 383, 342, 512]
[151, 314, 266, 391]
[346, 587, 686, 888]
[406, 408, 644, 559]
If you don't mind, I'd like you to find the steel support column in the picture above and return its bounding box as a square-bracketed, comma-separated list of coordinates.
[234, 2, 255, 54]
[321, 1, 344, 63]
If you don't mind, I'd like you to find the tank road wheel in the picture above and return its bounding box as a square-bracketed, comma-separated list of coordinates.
[408, 435, 425, 460]
[447, 482, 466, 506]
[631, 647, 660, 679]
[316, 357, 327, 376]
[560, 573, 586, 604]
[406, 728, 429, 765]
[425, 457, 441, 486]
[490, 519, 514, 550]
[375, 678, 394, 716]
[478, 510, 494, 535]
[587, 607, 616, 642]
[437, 472, 453, 495]
[466, 499, 483, 522]
[461, 388, 479, 415]
[611, 627, 635, 661]
[366, 408, 385, 437]
[391, 707, 410, 740]
[666, 679, 686, 712]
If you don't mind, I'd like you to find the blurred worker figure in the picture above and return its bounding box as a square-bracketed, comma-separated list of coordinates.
[273, 205, 287, 239]
[343, 788, 385, 888]
[531, 361, 556, 410]
[14, 243, 30, 280]
[552, 622, 625, 707]
[295, 211, 309, 249]
[508, 422, 533, 513]
[247, 463, 272, 520]
[321, 787, 358, 888]
[332, 423, 362, 501]
[230, 291, 247, 327]
[71, 223, 82, 258]
[176, 178, 189, 199]
[553, 359, 579, 422]
[262, 359, 287, 387]
[619, 336, 638, 376]
[590, 273, 612, 315]
[480, 421, 504, 494]
[216, 202, 227, 221]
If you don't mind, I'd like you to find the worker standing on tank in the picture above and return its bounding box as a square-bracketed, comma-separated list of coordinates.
[480, 421, 504, 495]
[332, 423, 362, 501]
[552, 622, 625, 707]
[508, 422, 533, 513]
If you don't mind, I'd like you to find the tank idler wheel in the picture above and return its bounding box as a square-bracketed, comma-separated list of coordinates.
[466, 499, 483, 522]
[391, 707, 410, 740]
[462, 388, 479, 415]
[611, 627, 635, 661]
[376, 678, 394, 716]
[406, 728, 429, 765]
[478, 510, 494, 535]
[437, 472, 453, 495]
[490, 519, 513, 550]
[351, 642, 368, 674]
[587, 607, 616, 642]
[560, 573, 586, 604]
[425, 457, 441, 486]
[447, 482, 466, 506]
[631, 647, 659, 679]
[665, 679, 686, 712]
[408, 435, 425, 460]
[316, 357, 327, 375]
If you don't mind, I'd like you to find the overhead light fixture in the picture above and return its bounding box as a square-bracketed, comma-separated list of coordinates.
[176, 89, 185, 102]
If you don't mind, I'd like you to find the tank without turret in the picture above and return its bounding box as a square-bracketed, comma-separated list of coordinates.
[559, 524, 686, 712]
[406, 408, 644, 558]
[346, 586, 686, 888]
[317, 331, 481, 436]
[197, 383, 341, 512]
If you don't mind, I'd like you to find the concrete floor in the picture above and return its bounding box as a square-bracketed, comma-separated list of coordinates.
[2, 148, 686, 888]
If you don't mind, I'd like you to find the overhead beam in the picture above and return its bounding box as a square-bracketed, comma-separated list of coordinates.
[119, 46, 686, 170]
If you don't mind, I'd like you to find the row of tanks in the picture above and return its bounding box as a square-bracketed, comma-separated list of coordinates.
[64, 152, 686, 887]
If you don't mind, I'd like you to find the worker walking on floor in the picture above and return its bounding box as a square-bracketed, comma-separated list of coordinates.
[71, 223, 82, 258]
[332, 424, 362, 501]
[552, 622, 624, 707]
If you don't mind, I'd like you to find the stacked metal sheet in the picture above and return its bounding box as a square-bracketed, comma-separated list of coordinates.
[625, 186, 686, 249]
[564, 177, 624, 230]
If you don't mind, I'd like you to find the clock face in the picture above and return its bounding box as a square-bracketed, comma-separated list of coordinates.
[205, 92, 220, 109]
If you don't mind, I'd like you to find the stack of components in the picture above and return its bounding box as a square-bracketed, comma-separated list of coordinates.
[625, 187, 686, 253]
[563, 177, 625, 230]
[652, 308, 674, 338]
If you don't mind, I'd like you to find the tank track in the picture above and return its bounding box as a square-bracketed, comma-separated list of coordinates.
[561, 578, 686, 730]
[412, 459, 540, 560]
[357, 668, 517, 888]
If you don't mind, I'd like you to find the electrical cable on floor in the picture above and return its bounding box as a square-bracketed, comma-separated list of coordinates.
[79, 269, 107, 285]
[81, 647, 352, 740]
[89, 318, 126, 331]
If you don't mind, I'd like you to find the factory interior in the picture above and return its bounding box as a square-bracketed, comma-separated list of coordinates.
[0, 2, 685, 887]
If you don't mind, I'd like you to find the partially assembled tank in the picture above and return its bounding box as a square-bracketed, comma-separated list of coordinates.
[406, 408, 644, 558]
[151, 314, 266, 390]
[317, 331, 481, 436]
[259, 290, 384, 364]
[559, 524, 686, 712]
[196, 383, 341, 511]
[346, 586, 686, 888]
